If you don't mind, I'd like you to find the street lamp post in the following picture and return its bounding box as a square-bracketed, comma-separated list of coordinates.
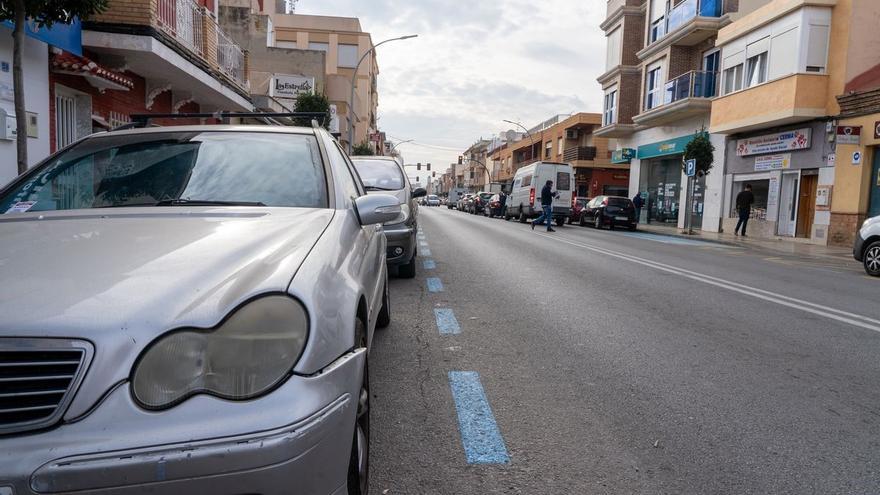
[388, 139, 413, 154]
[348, 34, 418, 153]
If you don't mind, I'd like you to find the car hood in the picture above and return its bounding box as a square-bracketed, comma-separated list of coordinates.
[0, 207, 333, 336]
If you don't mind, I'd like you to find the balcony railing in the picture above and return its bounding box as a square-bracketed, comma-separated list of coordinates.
[653, 70, 718, 110]
[650, 0, 722, 43]
[563, 146, 598, 162]
[217, 28, 247, 87]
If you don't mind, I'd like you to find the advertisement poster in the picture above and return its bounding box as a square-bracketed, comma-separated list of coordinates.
[736, 129, 811, 157]
[768, 177, 779, 208]
[755, 154, 791, 171]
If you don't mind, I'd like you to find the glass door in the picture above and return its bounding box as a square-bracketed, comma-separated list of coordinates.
[777, 172, 799, 237]
[702, 50, 720, 97]
[870, 149, 880, 218]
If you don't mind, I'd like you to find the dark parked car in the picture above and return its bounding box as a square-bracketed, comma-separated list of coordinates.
[580, 196, 637, 230]
[471, 192, 494, 214]
[486, 194, 503, 218]
[568, 198, 589, 225]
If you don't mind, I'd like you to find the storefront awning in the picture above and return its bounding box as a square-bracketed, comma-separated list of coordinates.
[637, 132, 708, 160]
[51, 51, 135, 92]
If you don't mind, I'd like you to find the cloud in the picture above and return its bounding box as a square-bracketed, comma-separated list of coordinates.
[295, 0, 609, 166]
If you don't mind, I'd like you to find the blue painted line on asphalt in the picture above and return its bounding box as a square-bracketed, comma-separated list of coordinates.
[618, 231, 723, 247]
[420, 248, 432, 257]
[448, 371, 510, 464]
[419, 241, 430, 248]
[424, 259, 436, 270]
[434, 308, 460, 335]
[427, 277, 444, 292]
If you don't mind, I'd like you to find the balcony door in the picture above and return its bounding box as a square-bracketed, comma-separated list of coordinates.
[702, 50, 720, 98]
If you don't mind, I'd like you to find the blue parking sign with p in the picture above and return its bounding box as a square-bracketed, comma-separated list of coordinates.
[685, 159, 697, 177]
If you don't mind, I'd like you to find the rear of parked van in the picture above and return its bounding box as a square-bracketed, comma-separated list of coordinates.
[506, 162, 574, 226]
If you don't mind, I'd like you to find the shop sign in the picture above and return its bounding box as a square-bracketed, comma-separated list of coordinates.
[768, 177, 779, 207]
[612, 174, 628, 180]
[269, 74, 315, 99]
[736, 128, 811, 157]
[611, 148, 635, 164]
[754, 154, 791, 171]
[637, 133, 706, 160]
[875, 121, 880, 139]
[2, 18, 83, 56]
[836, 126, 861, 145]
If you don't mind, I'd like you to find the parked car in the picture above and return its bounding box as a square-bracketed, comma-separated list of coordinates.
[854, 215, 880, 276]
[352, 156, 426, 278]
[505, 161, 574, 226]
[0, 124, 396, 495]
[580, 195, 638, 230]
[472, 192, 494, 215]
[458, 194, 475, 212]
[486, 194, 503, 218]
[568, 198, 589, 225]
[426, 194, 441, 207]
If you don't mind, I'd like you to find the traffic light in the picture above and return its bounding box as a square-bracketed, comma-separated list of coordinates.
[417, 163, 421, 170]
[427, 163, 431, 171]
[432, 171, 436, 177]
[458, 156, 463, 165]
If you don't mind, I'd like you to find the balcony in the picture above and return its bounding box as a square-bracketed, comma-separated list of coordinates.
[563, 146, 598, 162]
[710, 73, 830, 135]
[639, 0, 727, 60]
[633, 70, 717, 127]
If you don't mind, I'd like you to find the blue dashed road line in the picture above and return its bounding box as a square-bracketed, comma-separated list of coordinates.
[434, 308, 461, 335]
[448, 371, 510, 464]
[424, 259, 436, 270]
[420, 248, 432, 257]
[427, 277, 444, 292]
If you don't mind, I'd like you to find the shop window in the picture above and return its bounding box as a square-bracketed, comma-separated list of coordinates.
[731, 179, 770, 220]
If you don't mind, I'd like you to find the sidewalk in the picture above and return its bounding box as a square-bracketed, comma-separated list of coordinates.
[635, 222, 854, 261]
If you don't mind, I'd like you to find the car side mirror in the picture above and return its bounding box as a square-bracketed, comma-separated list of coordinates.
[412, 187, 427, 199]
[354, 194, 401, 226]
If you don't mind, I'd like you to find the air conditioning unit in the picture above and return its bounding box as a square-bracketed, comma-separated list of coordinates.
[565, 129, 578, 140]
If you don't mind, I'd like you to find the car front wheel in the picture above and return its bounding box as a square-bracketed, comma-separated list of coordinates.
[579, 213, 587, 227]
[348, 320, 370, 495]
[864, 241, 880, 277]
[398, 254, 417, 279]
[594, 214, 602, 229]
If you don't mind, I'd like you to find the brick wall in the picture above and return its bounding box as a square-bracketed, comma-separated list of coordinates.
[617, 71, 642, 124]
[91, 0, 155, 26]
[621, 14, 645, 66]
[829, 212, 868, 247]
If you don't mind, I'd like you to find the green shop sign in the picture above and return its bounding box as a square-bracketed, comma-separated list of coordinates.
[611, 148, 635, 164]
[637, 132, 708, 160]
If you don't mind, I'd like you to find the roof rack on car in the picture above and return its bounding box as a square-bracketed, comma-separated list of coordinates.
[120, 112, 331, 131]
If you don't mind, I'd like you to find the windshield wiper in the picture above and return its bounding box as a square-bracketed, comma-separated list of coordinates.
[364, 186, 397, 191]
[154, 199, 267, 207]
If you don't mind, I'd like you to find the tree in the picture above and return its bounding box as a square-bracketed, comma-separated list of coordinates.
[0, 0, 108, 174]
[351, 141, 374, 156]
[292, 92, 330, 129]
[682, 129, 715, 177]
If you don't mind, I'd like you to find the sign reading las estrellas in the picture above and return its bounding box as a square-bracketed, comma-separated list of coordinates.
[269, 74, 315, 99]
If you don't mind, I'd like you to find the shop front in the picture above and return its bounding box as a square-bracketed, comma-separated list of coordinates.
[637, 134, 706, 227]
[723, 123, 835, 243]
[574, 168, 629, 199]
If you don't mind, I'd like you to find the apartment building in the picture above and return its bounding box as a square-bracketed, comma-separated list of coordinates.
[597, 0, 763, 230]
[708, 0, 880, 245]
[256, 3, 379, 152]
[492, 113, 624, 198]
[462, 139, 493, 192]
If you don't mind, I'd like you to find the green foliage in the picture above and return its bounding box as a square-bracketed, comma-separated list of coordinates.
[683, 130, 715, 176]
[0, 0, 109, 26]
[351, 141, 375, 156]
[292, 92, 330, 129]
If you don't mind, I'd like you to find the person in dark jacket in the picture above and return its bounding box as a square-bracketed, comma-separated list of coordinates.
[734, 184, 755, 237]
[531, 180, 558, 232]
[499, 191, 508, 218]
[632, 192, 644, 224]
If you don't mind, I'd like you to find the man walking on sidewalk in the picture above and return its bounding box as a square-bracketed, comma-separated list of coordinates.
[532, 180, 558, 232]
[734, 184, 754, 237]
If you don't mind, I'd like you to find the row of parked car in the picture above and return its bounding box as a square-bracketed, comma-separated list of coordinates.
[0, 121, 423, 495]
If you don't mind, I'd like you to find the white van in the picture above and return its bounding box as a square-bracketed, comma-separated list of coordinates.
[505, 161, 574, 226]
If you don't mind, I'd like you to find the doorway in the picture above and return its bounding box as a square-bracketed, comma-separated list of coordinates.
[796, 172, 818, 237]
[702, 50, 720, 97]
[778, 172, 799, 237]
[870, 149, 880, 218]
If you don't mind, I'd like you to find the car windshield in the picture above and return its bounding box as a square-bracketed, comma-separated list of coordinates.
[428, 195, 439, 200]
[479, 193, 493, 200]
[577, 199, 588, 207]
[0, 131, 327, 212]
[351, 159, 405, 191]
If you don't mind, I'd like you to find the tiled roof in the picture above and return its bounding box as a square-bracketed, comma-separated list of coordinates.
[51, 51, 135, 89]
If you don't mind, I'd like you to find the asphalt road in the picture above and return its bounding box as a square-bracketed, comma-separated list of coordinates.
[369, 206, 880, 494]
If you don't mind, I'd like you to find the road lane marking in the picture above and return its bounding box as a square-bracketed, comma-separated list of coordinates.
[419, 248, 432, 257]
[427, 277, 444, 292]
[618, 231, 732, 247]
[434, 308, 461, 335]
[448, 371, 510, 464]
[538, 233, 880, 333]
[419, 241, 430, 249]
[424, 259, 436, 270]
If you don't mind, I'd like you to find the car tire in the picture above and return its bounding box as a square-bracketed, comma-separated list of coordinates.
[555, 217, 565, 227]
[398, 255, 417, 279]
[579, 213, 587, 227]
[519, 210, 528, 223]
[567, 216, 572, 225]
[347, 319, 370, 495]
[864, 241, 880, 277]
[594, 214, 602, 229]
[376, 281, 390, 328]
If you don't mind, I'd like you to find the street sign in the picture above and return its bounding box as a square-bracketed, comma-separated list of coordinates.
[853, 151, 863, 165]
[836, 126, 862, 145]
[685, 159, 697, 177]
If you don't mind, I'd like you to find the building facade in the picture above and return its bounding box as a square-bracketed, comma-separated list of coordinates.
[597, 0, 765, 230]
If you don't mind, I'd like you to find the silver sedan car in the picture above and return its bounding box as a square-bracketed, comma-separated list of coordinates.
[0, 125, 398, 494]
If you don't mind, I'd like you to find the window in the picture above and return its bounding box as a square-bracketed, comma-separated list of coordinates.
[55, 93, 77, 149]
[746, 53, 768, 87]
[603, 89, 617, 126]
[338, 44, 359, 68]
[522, 174, 532, 187]
[606, 28, 621, 71]
[723, 64, 743, 94]
[649, 0, 667, 42]
[645, 64, 663, 110]
[351, 158, 405, 190]
[806, 24, 830, 73]
[769, 28, 797, 80]
[307, 42, 329, 52]
[556, 171, 571, 191]
[545, 141, 552, 158]
[329, 142, 363, 202]
[558, 138, 564, 156]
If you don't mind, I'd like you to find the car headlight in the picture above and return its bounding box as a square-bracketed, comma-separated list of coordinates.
[132, 295, 309, 409]
[385, 203, 410, 225]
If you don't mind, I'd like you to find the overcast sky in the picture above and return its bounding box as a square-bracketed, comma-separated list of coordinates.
[296, 0, 608, 169]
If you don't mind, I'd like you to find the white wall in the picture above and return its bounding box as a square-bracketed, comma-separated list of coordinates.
[0, 32, 50, 188]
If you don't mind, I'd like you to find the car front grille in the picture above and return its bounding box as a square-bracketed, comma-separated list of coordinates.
[0, 339, 92, 435]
